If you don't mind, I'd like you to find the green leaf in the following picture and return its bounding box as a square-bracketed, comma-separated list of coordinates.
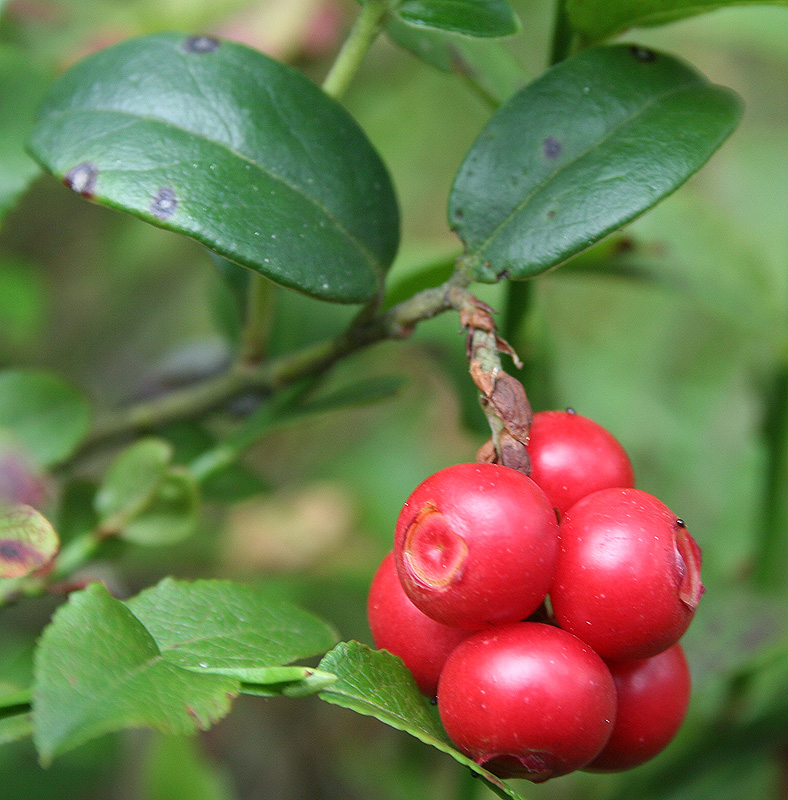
[0, 505, 59, 579]
[120, 468, 200, 546]
[29, 33, 399, 303]
[0, 46, 50, 222]
[317, 642, 527, 800]
[125, 577, 339, 684]
[0, 369, 91, 468]
[94, 438, 173, 526]
[396, 0, 520, 37]
[385, 17, 526, 106]
[449, 44, 742, 282]
[33, 583, 238, 764]
[566, 0, 788, 44]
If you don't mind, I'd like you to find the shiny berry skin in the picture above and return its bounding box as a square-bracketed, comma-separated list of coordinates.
[366, 552, 469, 696]
[527, 410, 635, 518]
[393, 463, 559, 630]
[586, 643, 691, 772]
[437, 622, 617, 782]
[551, 488, 703, 661]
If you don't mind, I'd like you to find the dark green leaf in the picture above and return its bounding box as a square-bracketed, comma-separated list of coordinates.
[566, 0, 788, 44]
[0, 505, 59, 579]
[33, 583, 238, 764]
[396, 0, 520, 38]
[449, 45, 742, 282]
[0, 46, 50, 222]
[317, 642, 527, 800]
[125, 577, 338, 684]
[0, 369, 91, 468]
[386, 17, 525, 106]
[29, 33, 399, 303]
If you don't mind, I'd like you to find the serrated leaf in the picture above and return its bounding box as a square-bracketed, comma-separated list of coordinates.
[94, 438, 173, 525]
[449, 44, 742, 282]
[125, 578, 338, 683]
[120, 468, 200, 546]
[0, 46, 50, 222]
[0, 505, 59, 579]
[0, 369, 91, 468]
[29, 32, 399, 303]
[33, 583, 238, 764]
[386, 17, 525, 105]
[566, 0, 788, 44]
[396, 0, 520, 37]
[317, 642, 527, 800]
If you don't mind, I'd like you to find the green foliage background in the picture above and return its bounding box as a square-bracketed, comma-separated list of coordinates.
[0, 0, 787, 798]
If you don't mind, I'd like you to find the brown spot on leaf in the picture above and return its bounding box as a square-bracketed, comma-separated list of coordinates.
[184, 35, 220, 53]
[0, 539, 45, 578]
[151, 187, 177, 219]
[543, 137, 561, 159]
[64, 162, 98, 198]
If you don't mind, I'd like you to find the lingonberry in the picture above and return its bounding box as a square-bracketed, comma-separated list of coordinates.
[587, 643, 691, 772]
[551, 488, 703, 661]
[393, 463, 559, 630]
[527, 409, 635, 518]
[437, 622, 616, 782]
[366, 551, 469, 696]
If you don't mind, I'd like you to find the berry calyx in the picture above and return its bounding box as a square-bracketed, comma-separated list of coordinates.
[394, 463, 559, 630]
[367, 552, 469, 696]
[437, 622, 617, 782]
[550, 488, 704, 661]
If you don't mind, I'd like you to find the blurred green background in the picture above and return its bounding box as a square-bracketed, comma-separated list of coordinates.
[1, 0, 787, 798]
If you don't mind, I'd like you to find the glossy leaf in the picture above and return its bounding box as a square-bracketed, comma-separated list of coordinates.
[0, 505, 59, 579]
[125, 578, 339, 684]
[33, 583, 239, 764]
[396, 0, 520, 38]
[29, 33, 399, 303]
[0, 369, 91, 468]
[566, 0, 788, 44]
[318, 642, 527, 800]
[386, 17, 525, 105]
[449, 45, 742, 282]
[0, 46, 50, 222]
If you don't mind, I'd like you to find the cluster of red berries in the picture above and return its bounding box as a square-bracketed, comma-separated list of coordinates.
[367, 410, 703, 783]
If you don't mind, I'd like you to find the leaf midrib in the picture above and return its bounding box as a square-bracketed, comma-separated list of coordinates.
[465, 73, 705, 269]
[38, 105, 382, 277]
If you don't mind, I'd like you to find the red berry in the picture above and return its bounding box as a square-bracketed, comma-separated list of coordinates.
[527, 410, 634, 517]
[366, 552, 469, 696]
[393, 463, 559, 630]
[437, 622, 617, 782]
[587, 643, 691, 772]
[551, 488, 703, 661]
